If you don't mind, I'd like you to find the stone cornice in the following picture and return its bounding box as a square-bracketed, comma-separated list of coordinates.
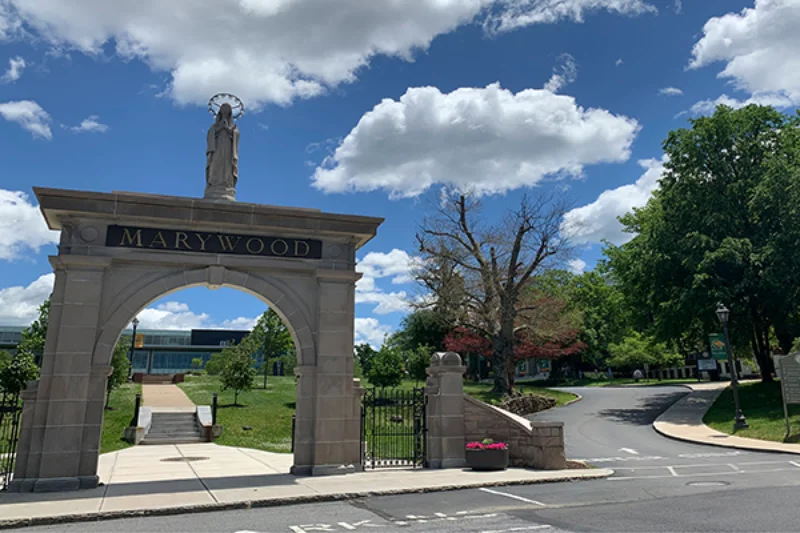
[34, 187, 384, 250]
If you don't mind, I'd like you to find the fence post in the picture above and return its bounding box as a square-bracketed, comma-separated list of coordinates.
[212, 393, 218, 426]
[291, 413, 296, 453]
[130, 393, 141, 427]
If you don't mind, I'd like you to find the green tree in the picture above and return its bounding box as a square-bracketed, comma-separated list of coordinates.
[606, 105, 800, 381]
[366, 345, 405, 388]
[406, 344, 433, 384]
[607, 331, 683, 371]
[0, 350, 11, 371]
[227, 308, 295, 388]
[390, 310, 451, 353]
[220, 346, 256, 406]
[354, 343, 378, 376]
[191, 358, 204, 371]
[205, 352, 225, 375]
[0, 350, 38, 395]
[16, 298, 50, 365]
[106, 341, 131, 409]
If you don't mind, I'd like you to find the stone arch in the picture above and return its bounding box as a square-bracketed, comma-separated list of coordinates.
[92, 265, 316, 371]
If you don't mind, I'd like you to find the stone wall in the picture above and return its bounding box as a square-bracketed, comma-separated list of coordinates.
[464, 395, 566, 470]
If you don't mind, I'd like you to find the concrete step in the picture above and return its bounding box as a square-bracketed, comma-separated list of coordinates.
[143, 411, 205, 445]
[141, 436, 205, 445]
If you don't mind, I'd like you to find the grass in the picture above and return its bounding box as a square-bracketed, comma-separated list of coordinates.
[704, 380, 800, 442]
[100, 382, 142, 454]
[389, 378, 577, 406]
[179, 374, 295, 452]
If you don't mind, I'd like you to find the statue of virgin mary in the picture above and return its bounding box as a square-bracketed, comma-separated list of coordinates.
[204, 102, 240, 201]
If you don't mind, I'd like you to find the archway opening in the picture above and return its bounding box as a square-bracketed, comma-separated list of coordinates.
[102, 285, 300, 457]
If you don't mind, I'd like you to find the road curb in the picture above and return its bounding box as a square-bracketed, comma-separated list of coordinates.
[651, 386, 800, 456]
[562, 392, 583, 406]
[0, 470, 614, 530]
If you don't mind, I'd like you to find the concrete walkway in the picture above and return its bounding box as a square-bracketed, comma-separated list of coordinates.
[653, 381, 800, 455]
[0, 444, 611, 527]
[142, 383, 196, 412]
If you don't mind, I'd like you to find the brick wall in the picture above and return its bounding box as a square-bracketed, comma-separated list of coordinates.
[463, 395, 566, 470]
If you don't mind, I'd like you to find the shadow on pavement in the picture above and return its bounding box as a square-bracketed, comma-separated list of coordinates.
[597, 391, 687, 426]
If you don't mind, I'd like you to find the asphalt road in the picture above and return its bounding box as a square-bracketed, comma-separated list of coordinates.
[11, 385, 800, 533]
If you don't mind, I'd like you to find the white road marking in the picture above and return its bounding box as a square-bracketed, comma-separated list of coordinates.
[618, 448, 639, 455]
[667, 466, 679, 477]
[479, 487, 546, 506]
[790, 461, 800, 469]
[678, 451, 742, 458]
[480, 526, 552, 533]
[728, 463, 741, 471]
[575, 455, 663, 463]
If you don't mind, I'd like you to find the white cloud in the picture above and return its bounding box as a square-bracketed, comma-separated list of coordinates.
[543, 53, 577, 93]
[355, 249, 421, 315]
[674, 0, 682, 14]
[312, 83, 639, 198]
[0, 273, 53, 326]
[354, 317, 392, 348]
[0, 100, 52, 139]
[1, 0, 655, 109]
[689, 0, 800, 109]
[483, 0, 656, 33]
[0, 189, 59, 260]
[659, 87, 683, 97]
[134, 301, 258, 330]
[615, 58, 624, 66]
[561, 155, 667, 246]
[568, 258, 587, 275]
[69, 115, 109, 133]
[1, 56, 25, 82]
[689, 92, 796, 116]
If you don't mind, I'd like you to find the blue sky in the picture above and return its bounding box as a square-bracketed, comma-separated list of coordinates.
[0, 0, 797, 347]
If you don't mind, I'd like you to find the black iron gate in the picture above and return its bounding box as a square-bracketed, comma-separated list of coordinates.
[361, 388, 426, 469]
[0, 391, 22, 491]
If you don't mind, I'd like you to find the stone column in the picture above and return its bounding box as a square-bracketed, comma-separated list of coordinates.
[425, 352, 467, 469]
[10, 257, 111, 492]
[292, 273, 361, 475]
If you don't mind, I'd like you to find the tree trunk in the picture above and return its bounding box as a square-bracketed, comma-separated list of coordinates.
[234, 389, 239, 406]
[752, 323, 775, 382]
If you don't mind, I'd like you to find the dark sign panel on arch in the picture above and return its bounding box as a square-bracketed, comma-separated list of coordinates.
[105, 225, 323, 259]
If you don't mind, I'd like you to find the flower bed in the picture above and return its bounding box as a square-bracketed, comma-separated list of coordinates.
[465, 439, 509, 471]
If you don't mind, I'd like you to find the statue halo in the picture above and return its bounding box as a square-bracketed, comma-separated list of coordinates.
[208, 93, 245, 120]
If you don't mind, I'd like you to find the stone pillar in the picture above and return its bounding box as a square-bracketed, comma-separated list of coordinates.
[10, 257, 111, 492]
[291, 274, 361, 476]
[425, 352, 467, 469]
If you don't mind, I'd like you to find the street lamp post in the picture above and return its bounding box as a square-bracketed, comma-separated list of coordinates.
[716, 303, 749, 430]
[128, 317, 139, 380]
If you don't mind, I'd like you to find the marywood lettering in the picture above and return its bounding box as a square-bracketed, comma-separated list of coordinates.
[106, 225, 322, 259]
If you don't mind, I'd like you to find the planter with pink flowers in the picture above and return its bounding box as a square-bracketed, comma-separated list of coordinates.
[465, 439, 509, 471]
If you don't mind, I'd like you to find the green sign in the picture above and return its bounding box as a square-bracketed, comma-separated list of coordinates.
[709, 333, 728, 360]
[537, 359, 551, 372]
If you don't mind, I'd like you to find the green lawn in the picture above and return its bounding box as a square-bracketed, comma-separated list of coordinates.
[179, 374, 296, 452]
[100, 382, 141, 454]
[704, 380, 800, 442]
[389, 378, 577, 406]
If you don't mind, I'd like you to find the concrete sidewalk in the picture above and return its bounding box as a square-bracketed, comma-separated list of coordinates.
[653, 381, 800, 455]
[142, 384, 196, 412]
[0, 444, 612, 528]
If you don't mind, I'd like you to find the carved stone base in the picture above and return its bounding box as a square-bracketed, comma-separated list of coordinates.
[203, 184, 236, 202]
[8, 475, 99, 493]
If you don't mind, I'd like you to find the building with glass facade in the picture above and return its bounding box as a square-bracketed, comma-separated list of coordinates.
[0, 326, 252, 375]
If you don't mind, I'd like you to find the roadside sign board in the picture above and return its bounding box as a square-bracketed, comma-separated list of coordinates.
[134, 334, 144, 349]
[697, 359, 717, 371]
[537, 359, 551, 373]
[777, 354, 800, 439]
[709, 334, 728, 360]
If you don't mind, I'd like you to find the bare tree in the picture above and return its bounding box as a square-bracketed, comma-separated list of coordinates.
[416, 193, 571, 394]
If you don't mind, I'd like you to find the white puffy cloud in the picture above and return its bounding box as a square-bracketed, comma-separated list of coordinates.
[1, 0, 655, 109]
[312, 83, 639, 198]
[689, 0, 800, 109]
[567, 258, 587, 275]
[1, 55, 24, 82]
[689, 92, 796, 116]
[543, 53, 577, 93]
[659, 87, 683, 97]
[69, 115, 108, 133]
[356, 249, 421, 315]
[615, 58, 623, 66]
[134, 301, 258, 330]
[0, 273, 53, 326]
[0, 100, 52, 139]
[354, 317, 392, 348]
[0, 189, 59, 260]
[561, 156, 667, 246]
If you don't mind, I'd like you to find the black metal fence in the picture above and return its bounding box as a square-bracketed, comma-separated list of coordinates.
[0, 391, 22, 491]
[361, 388, 426, 469]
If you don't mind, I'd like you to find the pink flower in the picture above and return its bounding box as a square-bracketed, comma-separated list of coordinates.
[466, 440, 508, 450]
